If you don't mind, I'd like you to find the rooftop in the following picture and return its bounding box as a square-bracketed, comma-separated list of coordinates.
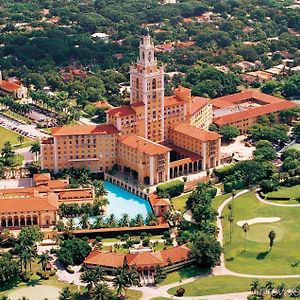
[214, 101, 297, 126]
[0, 196, 57, 213]
[171, 123, 221, 141]
[107, 105, 135, 117]
[190, 96, 210, 114]
[0, 80, 21, 92]
[51, 124, 119, 136]
[119, 134, 170, 156]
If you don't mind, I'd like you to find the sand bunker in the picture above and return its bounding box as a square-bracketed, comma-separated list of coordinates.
[237, 217, 281, 227]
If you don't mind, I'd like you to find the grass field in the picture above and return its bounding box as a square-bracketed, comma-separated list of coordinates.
[171, 192, 191, 212]
[158, 265, 208, 286]
[266, 185, 300, 201]
[222, 191, 300, 274]
[167, 276, 300, 296]
[0, 126, 32, 148]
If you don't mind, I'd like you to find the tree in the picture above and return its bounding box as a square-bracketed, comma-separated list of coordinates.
[80, 266, 106, 295]
[292, 124, 300, 142]
[242, 223, 249, 252]
[1, 141, 15, 166]
[113, 268, 128, 295]
[253, 140, 277, 161]
[228, 213, 234, 243]
[268, 230, 276, 251]
[191, 231, 222, 268]
[0, 253, 20, 285]
[17, 135, 25, 146]
[30, 141, 40, 162]
[250, 279, 262, 296]
[265, 281, 275, 294]
[219, 126, 239, 142]
[59, 287, 74, 300]
[38, 252, 52, 272]
[92, 282, 112, 300]
[79, 214, 90, 229]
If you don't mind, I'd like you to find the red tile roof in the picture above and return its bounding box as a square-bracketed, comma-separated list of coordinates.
[33, 173, 51, 182]
[119, 135, 170, 156]
[212, 90, 285, 105]
[149, 193, 170, 207]
[84, 251, 125, 268]
[190, 97, 210, 114]
[51, 124, 119, 136]
[171, 123, 221, 141]
[84, 245, 190, 268]
[58, 190, 93, 199]
[0, 187, 34, 196]
[0, 196, 57, 213]
[131, 102, 144, 108]
[176, 41, 196, 47]
[107, 105, 135, 117]
[164, 95, 185, 107]
[0, 80, 21, 92]
[214, 101, 297, 126]
[47, 180, 68, 190]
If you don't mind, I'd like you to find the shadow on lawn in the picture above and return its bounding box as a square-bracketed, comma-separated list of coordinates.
[26, 278, 43, 287]
[256, 251, 270, 260]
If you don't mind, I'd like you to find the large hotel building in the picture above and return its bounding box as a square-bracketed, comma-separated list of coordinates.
[41, 33, 295, 185]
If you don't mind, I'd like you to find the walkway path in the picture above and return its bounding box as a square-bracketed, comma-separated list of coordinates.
[255, 192, 300, 207]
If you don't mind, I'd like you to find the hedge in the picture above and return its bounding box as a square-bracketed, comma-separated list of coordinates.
[266, 196, 290, 201]
[224, 180, 246, 193]
[156, 180, 184, 198]
[214, 165, 235, 181]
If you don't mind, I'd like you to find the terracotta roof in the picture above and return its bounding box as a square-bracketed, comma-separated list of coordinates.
[209, 99, 232, 109]
[165, 144, 202, 161]
[33, 173, 51, 182]
[149, 194, 170, 207]
[171, 123, 221, 141]
[119, 135, 170, 156]
[107, 105, 135, 117]
[126, 252, 163, 267]
[0, 196, 57, 213]
[51, 124, 119, 136]
[214, 101, 297, 126]
[47, 180, 68, 190]
[160, 245, 190, 266]
[190, 97, 210, 114]
[247, 71, 273, 80]
[0, 80, 21, 92]
[164, 95, 186, 107]
[95, 101, 114, 109]
[176, 41, 196, 47]
[212, 90, 285, 105]
[0, 187, 34, 196]
[58, 190, 93, 199]
[131, 102, 144, 108]
[84, 245, 190, 269]
[84, 250, 125, 268]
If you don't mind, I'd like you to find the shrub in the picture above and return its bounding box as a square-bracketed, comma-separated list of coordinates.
[214, 165, 235, 181]
[175, 288, 185, 297]
[20, 272, 31, 282]
[156, 180, 184, 198]
[142, 238, 150, 247]
[66, 266, 75, 274]
[165, 238, 173, 245]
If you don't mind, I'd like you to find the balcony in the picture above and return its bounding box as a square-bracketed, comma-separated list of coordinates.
[68, 157, 99, 162]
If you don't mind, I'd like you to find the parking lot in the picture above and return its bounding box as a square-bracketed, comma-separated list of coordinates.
[0, 113, 49, 139]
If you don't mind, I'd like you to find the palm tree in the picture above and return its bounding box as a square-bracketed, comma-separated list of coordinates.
[126, 267, 140, 287]
[93, 181, 107, 197]
[250, 279, 261, 295]
[119, 213, 130, 227]
[135, 214, 144, 227]
[80, 266, 107, 295]
[268, 230, 276, 251]
[38, 252, 52, 271]
[107, 214, 117, 228]
[113, 268, 127, 295]
[265, 280, 274, 294]
[30, 141, 40, 162]
[92, 282, 112, 300]
[276, 283, 286, 297]
[242, 222, 249, 252]
[67, 218, 75, 231]
[79, 214, 90, 229]
[228, 213, 234, 243]
[17, 135, 25, 146]
[58, 287, 74, 300]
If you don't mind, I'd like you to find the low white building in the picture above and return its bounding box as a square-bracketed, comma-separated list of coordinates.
[91, 32, 109, 42]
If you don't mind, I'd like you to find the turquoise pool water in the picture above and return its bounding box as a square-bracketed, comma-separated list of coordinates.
[72, 181, 153, 227]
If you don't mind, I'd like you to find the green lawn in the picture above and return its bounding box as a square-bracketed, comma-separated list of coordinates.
[127, 289, 142, 300]
[211, 192, 231, 211]
[266, 185, 300, 201]
[159, 265, 208, 286]
[167, 276, 300, 297]
[171, 192, 191, 212]
[0, 126, 32, 148]
[222, 191, 300, 274]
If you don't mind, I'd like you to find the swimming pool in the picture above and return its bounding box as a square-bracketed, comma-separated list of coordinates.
[72, 181, 153, 227]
